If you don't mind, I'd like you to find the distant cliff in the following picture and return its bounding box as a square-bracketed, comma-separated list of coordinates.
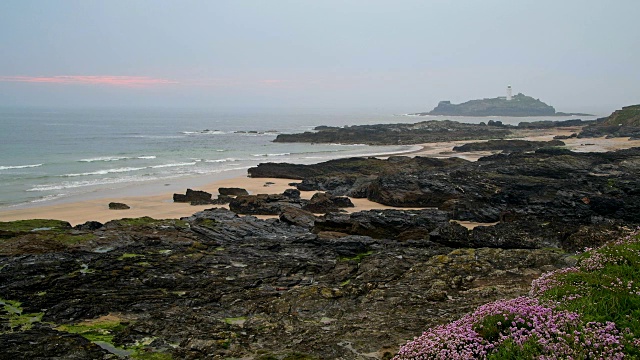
[415, 93, 592, 117]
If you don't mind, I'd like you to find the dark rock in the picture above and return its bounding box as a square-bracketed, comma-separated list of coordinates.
[328, 236, 373, 258]
[249, 157, 391, 179]
[553, 134, 576, 140]
[0, 208, 592, 359]
[210, 194, 232, 205]
[0, 326, 110, 359]
[272, 116, 596, 146]
[273, 120, 511, 145]
[428, 222, 473, 248]
[439, 199, 504, 223]
[471, 219, 565, 249]
[173, 189, 213, 203]
[302, 192, 354, 213]
[283, 188, 301, 199]
[251, 148, 640, 230]
[229, 193, 298, 215]
[279, 207, 316, 228]
[452, 139, 565, 153]
[563, 224, 628, 252]
[74, 221, 103, 231]
[109, 202, 130, 210]
[313, 209, 450, 242]
[534, 147, 574, 155]
[218, 187, 249, 196]
[517, 119, 594, 128]
[189, 199, 214, 206]
[331, 195, 355, 208]
[367, 170, 462, 207]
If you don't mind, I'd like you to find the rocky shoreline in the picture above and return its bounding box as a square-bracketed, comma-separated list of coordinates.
[2, 113, 640, 359]
[1, 209, 576, 359]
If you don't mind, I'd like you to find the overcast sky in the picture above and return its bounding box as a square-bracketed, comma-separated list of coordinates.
[0, 0, 638, 114]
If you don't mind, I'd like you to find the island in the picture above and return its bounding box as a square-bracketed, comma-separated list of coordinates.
[413, 92, 593, 117]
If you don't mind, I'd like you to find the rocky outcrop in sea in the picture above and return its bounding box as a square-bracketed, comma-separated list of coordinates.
[273, 119, 595, 145]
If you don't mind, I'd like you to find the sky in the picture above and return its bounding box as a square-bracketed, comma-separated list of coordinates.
[0, 0, 638, 114]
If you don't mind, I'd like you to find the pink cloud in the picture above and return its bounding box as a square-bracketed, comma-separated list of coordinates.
[0, 75, 178, 87]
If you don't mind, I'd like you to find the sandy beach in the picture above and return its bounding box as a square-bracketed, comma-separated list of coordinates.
[2, 127, 639, 226]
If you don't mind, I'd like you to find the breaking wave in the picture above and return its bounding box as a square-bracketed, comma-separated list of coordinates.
[0, 163, 43, 170]
[62, 167, 147, 177]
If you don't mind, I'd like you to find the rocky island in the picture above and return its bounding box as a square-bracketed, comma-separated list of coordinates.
[413, 92, 592, 117]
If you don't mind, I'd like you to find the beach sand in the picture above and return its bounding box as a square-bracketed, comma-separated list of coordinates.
[2, 128, 639, 226]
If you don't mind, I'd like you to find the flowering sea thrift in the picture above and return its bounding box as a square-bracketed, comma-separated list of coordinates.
[395, 229, 640, 359]
[529, 266, 580, 298]
[393, 297, 625, 359]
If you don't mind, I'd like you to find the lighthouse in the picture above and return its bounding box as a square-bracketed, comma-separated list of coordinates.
[506, 85, 512, 101]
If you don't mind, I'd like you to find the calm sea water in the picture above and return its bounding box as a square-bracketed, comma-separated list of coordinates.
[0, 107, 598, 210]
[0, 107, 423, 209]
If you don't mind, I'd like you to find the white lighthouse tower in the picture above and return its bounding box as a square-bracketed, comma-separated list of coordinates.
[506, 85, 512, 101]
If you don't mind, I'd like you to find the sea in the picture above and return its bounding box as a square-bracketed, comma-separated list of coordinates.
[0, 107, 415, 209]
[0, 107, 598, 210]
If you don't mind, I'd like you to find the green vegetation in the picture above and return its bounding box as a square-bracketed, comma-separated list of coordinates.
[339, 250, 373, 263]
[57, 318, 172, 359]
[602, 104, 640, 126]
[113, 217, 188, 229]
[52, 233, 97, 244]
[193, 218, 218, 228]
[256, 353, 317, 360]
[56, 319, 126, 343]
[0, 297, 43, 332]
[486, 338, 544, 360]
[427, 93, 559, 117]
[223, 316, 247, 326]
[0, 219, 96, 246]
[535, 232, 640, 356]
[0, 219, 72, 233]
[1, 297, 170, 358]
[396, 231, 640, 358]
[131, 352, 173, 360]
[118, 253, 144, 260]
